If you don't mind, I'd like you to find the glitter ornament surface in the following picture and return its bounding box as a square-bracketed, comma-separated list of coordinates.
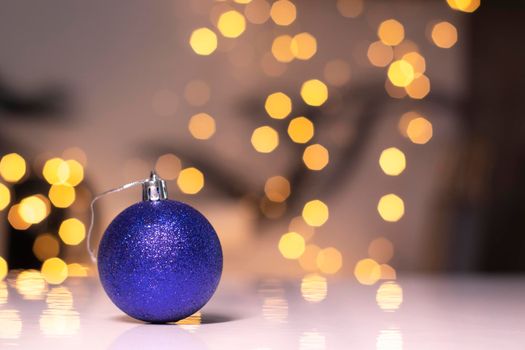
[98, 199, 222, 323]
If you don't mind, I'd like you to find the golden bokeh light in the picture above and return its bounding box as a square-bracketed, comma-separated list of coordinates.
[398, 111, 420, 137]
[177, 167, 205, 194]
[67, 263, 89, 277]
[380, 263, 397, 280]
[58, 218, 86, 245]
[65, 160, 84, 186]
[271, 35, 295, 63]
[431, 21, 458, 49]
[33, 234, 60, 262]
[378, 19, 405, 46]
[402, 52, 426, 78]
[387, 60, 415, 87]
[265, 92, 292, 119]
[323, 59, 351, 86]
[302, 199, 329, 227]
[0, 257, 7, 281]
[217, 10, 246, 38]
[8, 204, 31, 230]
[264, 175, 291, 202]
[0, 153, 26, 183]
[289, 216, 315, 241]
[49, 184, 76, 208]
[376, 281, 403, 311]
[189, 27, 218, 56]
[447, 0, 480, 13]
[367, 41, 394, 67]
[299, 244, 321, 271]
[188, 113, 216, 140]
[368, 237, 394, 264]
[316, 247, 343, 274]
[377, 194, 405, 222]
[354, 258, 381, 285]
[245, 0, 271, 24]
[19, 195, 48, 224]
[41, 257, 68, 285]
[42, 158, 70, 185]
[336, 0, 363, 18]
[405, 74, 430, 99]
[290, 32, 317, 60]
[384, 78, 407, 99]
[184, 80, 210, 106]
[251, 126, 279, 153]
[270, 0, 296, 26]
[407, 117, 433, 144]
[15, 270, 47, 300]
[155, 153, 181, 180]
[303, 144, 329, 171]
[379, 147, 406, 176]
[0, 183, 10, 211]
[288, 117, 314, 144]
[278, 232, 305, 259]
[301, 273, 327, 303]
[300, 79, 328, 106]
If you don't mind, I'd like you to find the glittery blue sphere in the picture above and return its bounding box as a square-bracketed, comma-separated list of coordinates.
[98, 199, 222, 323]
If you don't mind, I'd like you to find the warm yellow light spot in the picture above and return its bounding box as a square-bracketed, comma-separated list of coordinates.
[8, 205, 31, 230]
[368, 237, 394, 264]
[336, 0, 363, 18]
[405, 74, 430, 100]
[265, 92, 292, 119]
[380, 264, 397, 280]
[251, 126, 279, 153]
[15, 270, 47, 300]
[316, 247, 343, 274]
[217, 10, 246, 38]
[184, 80, 210, 107]
[302, 199, 329, 227]
[303, 144, 329, 171]
[67, 263, 88, 277]
[393, 40, 420, 59]
[402, 52, 425, 78]
[42, 158, 70, 185]
[49, 184, 76, 208]
[354, 258, 381, 285]
[264, 176, 291, 202]
[177, 167, 205, 195]
[300, 79, 328, 106]
[376, 281, 403, 311]
[65, 160, 84, 186]
[176, 311, 202, 331]
[278, 232, 305, 259]
[189, 27, 218, 56]
[288, 117, 314, 144]
[384, 79, 407, 99]
[377, 194, 405, 222]
[0, 183, 10, 211]
[188, 113, 216, 140]
[378, 19, 404, 46]
[299, 244, 321, 271]
[270, 0, 296, 26]
[431, 21, 458, 49]
[407, 117, 433, 144]
[301, 273, 327, 303]
[58, 218, 86, 245]
[289, 216, 315, 241]
[19, 195, 48, 224]
[155, 153, 181, 180]
[398, 111, 420, 137]
[379, 147, 406, 176]
[33, 234, 60, 262]
[367, 41, 394, 67]
[0, 153, 26, 183]
[0, 257, 7, 281]
[271, 35, 295, 63]
[447, 0, 480, 13]
[41, 258, 68, 285]
[387, 60, 414, 87]
[235, 0, 252, 4]
[290, 32, 317, 60]
[244, 0, 271, 24]
[323, 59, 351, 86]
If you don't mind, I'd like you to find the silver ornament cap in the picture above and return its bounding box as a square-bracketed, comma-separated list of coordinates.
[142, 171, 168, 201]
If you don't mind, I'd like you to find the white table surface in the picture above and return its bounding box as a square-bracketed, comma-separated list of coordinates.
[1, 274, 524, 349]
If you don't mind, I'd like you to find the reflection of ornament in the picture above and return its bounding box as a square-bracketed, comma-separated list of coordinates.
[92, 172, 222, 323]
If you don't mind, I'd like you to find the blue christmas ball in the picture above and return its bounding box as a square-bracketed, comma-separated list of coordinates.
[97, 199, 222, 323]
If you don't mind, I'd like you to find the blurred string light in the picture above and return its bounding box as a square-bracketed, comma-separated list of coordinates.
[155, 153, 181, 180]
[380, 263, 397, 280]
[302, 200, 329, 227]
[377, 194, 405, 222]
[402, 52, 426, 78]
[290, 32, 317, 60]
[278, 232, 305, 259]
[387, 60, 415, 87]
[378, 19, 405, 46]
[299, 244, 321, 271]
[0, 257, 7, 281]
[217, 10, 246, 38]
[368, 237, 394, 264]
[264, 175, 291, 202]
[0, 183, 10, 211]
[40, 286, 80, 337]
[379, 147, 406, 176]
[49, 184, 75, 208]
[177, 167, 205, 194]
[446, 0, 480, 12]
[367, 41, 394, 67]
[288, 117, 314, 144]
[270, 0, 297, 26]
[300, 273, 327, 303]
[405, 75, 431, 99]
[251, 126, 279, 153]
[16, 270, 47, 300]
[323, 59, 351, 86]
[431, 21, 458, 49]
[336, 0, 364, 18]
[376, 281, 403, 311]
[316, 247, 343, 274]
[0, 153, 26, 183]
[303, 144, 329, 171]
[406, 116, 433, 144]
[244, 0, 271, 24]
[8, 204, 31, 230]
[58, 218, 86, 245]
[67, 263, 89, 277]
[384, 79, 407, 99]
[300, 79, 328, 106]
[41, 257, 68, 285]
[42, 158, 69, 185]
[289, 216, 315, 241]
[354, 258, 381, 285]
[188, 113, 216, 140]
[272, 35, 295, 63]
[265, 92, 292, 119]
[189, 27, 218, 55]
[33, 234, 60, 262]
[18, 195, 48, 224]
[184, 80, 210, 106]
[175, 311, 202, 332]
